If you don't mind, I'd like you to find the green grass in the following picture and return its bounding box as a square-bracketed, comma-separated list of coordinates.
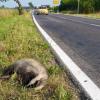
[61, 10, 77, 14]
[61, 10, 100, 19]
[0, 10, 79, 100]
[59, 9, 100, 19]
[75, 13, 100, 19]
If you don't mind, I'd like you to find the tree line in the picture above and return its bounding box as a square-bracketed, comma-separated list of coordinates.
[59, 0, 100, 13]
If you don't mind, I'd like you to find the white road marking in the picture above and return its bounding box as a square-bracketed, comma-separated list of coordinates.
[32, 14, 100, 100]
[52, 15, 100, 27]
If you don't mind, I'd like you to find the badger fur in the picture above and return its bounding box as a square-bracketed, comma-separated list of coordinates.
[0, 59, 48, 90]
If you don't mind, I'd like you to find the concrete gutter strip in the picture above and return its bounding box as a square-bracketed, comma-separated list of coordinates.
[32, 14, 100, 100]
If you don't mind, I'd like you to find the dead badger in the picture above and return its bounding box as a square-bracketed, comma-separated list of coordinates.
[0, 59, 48, 90]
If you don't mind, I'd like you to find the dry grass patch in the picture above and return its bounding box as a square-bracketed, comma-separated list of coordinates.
[82, 12, 100, 19]
[0, 9, 18, 18]
[71, 12, 100, 19]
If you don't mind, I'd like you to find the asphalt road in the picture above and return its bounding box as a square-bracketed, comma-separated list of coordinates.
[34, 14, 100, 88]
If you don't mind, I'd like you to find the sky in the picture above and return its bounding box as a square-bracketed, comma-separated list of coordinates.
[0, 0, 55, 8]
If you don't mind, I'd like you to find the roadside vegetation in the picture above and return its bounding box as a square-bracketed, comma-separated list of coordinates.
[60, 11, 100, 19]
[0, 9, 18, 17]
[59, 0, 100, 14]
[0, 0, 24, 15]
[0, 9, 79, 100]
[74, 13, 100, 19]
[53, 0, 100, 19]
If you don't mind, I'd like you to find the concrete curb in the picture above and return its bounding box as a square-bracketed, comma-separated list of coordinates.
[32, 14, 100, 100]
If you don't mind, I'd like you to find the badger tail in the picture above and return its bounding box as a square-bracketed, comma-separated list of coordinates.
[0, 64, 15, 80]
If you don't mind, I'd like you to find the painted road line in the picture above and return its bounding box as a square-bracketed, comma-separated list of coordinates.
[51, 14, 100, 27]
[32, 14, 100, 100]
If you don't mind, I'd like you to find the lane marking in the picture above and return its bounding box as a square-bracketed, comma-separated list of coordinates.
[51, 14, 100, 27]
[32, 14, 100, 100]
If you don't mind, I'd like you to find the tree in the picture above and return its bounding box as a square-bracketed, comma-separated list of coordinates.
[59, 0, 77, 11]
[14, 0, 23, 15]
[94, 0, 100, 12]
[0, 0, 23, 15]
[80, 0, 94, 13]
[59, 0, 97, 13]
[0, 5, 5, 8]
[28, 2, 34, 9]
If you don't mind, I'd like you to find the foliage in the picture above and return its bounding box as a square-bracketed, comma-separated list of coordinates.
[59, 0, 77, 11]
[94, 0, 100, 11]
[53, 6, 59, 12]
[14, 0, 24, 15]
[79, 0, 94, 13]
[28, 2, 34, 9]
[59, 0, 100, 13]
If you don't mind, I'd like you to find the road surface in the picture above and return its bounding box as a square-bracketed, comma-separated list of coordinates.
[34, 14, 100, 88]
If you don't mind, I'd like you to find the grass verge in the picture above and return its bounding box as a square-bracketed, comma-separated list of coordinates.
[75, 13, 100, 19]
[61, 10, 100, 19]
[0, 9, 79, 100]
